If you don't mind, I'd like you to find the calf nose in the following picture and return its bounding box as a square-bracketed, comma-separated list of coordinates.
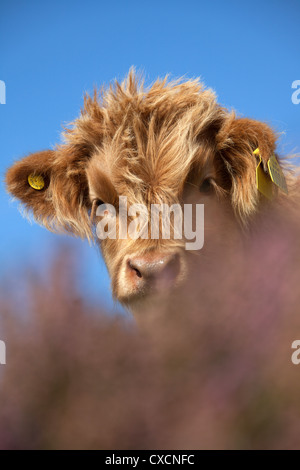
[126, 252, 181, 292]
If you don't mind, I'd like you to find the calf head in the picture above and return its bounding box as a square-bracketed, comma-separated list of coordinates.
[6, 71, 282, 311]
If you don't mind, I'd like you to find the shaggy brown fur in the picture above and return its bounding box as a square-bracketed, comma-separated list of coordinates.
[5, 70, 295, 308]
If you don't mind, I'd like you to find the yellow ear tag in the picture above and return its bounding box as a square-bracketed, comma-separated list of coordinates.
[28, 174, 45, 190]
[267, 154, 288, 195]
[254, 149, 273, 200]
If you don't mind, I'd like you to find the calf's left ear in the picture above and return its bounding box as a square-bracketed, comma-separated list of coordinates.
[216, 115, 282, 220]
[5, 148, 93, 239]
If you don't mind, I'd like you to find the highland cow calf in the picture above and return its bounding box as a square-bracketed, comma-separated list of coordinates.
[5, 71, 295, 314]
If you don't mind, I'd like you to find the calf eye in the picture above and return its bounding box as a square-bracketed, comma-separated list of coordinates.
[90, 198, 105, 221]
[94, 198, 104, 207]
[199, 178, 213, 193]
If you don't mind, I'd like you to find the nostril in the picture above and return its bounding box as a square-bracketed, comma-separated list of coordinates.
[127, 253, 181, 285]
[128, 260, 143, 278]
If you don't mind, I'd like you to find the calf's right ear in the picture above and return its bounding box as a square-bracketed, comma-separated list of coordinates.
[5, 148, 93, 239]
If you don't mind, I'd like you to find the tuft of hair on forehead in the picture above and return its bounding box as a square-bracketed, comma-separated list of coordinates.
[64, 68, 226, 203]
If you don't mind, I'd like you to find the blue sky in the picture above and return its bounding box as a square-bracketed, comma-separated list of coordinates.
[0, 0, 299, 311]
